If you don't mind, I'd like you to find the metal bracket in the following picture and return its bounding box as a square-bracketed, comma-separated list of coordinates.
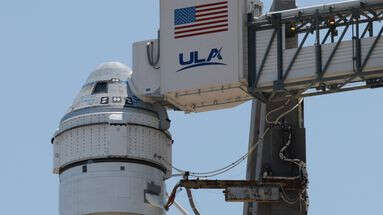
[225, 186, 280, 202]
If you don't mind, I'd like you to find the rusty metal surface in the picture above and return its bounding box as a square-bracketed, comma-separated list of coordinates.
[225, 187, 280, 202]
[179, 179, 303, 190]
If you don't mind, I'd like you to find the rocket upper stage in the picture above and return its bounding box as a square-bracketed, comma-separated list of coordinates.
[52, 62, 172, 215]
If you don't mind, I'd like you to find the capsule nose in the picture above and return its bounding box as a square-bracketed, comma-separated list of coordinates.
[85, 62, 132, 85]
[68, 62, 134, 112]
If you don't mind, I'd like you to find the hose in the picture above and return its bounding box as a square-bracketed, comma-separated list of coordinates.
[186, 188, 201, 215]
[146, 30, 160, 69]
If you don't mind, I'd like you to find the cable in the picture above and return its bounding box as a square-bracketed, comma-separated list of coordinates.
[276, 114, 309, 211]
[158, 126, 270, 179]
[191, 127, 271, 179]
[164, 100, 307, 213]
[159, 98, 304, 179]
[186, 188, 201, 215]
[164, 183, 202, 215]
[265, 99, 292, 124]
[275, 98, 303, 124]
[280, 185, 300, 205]
[146, 30, 160, 69]
[266, 105, 285, 124]
[165, 192, 189, 215]
[164, 182, 181, 211]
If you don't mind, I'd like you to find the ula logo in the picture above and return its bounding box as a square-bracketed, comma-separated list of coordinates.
[177, 48, 226, 72]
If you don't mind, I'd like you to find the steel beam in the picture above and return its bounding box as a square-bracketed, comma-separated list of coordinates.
[226, 187, 280, 202]
[248, 13, 257, 92]
[244, 1, 307, 215]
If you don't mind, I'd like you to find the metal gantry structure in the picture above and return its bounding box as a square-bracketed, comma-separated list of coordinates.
[247, 0, 383, 102]
[170, 1, 383, 215]
[245, 1, 383, 214]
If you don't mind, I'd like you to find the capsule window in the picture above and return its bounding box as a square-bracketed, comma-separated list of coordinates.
[92, 81, 108, 94]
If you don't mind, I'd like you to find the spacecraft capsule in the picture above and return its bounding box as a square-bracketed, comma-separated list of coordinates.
[51, 62, 172, 215]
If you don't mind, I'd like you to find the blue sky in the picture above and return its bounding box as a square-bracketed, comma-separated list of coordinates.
[0, 0, 382, 214]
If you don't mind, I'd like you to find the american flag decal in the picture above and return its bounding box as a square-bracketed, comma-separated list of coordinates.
[174, 1, 228, 39]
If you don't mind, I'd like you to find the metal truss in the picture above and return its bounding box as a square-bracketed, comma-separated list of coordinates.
[247, 1, 383, 102]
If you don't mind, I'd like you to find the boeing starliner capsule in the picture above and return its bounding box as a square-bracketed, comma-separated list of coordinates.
[51, 62, 173, 215]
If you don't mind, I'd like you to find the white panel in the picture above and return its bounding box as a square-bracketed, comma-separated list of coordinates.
[157, 0, 250, 112]
[132, 40, 161, 99]
[59, 163, 165, 215]
[323, 40, 354, 78]
[53, 124, 172, 175]
[256, 29, 278, 87]
[161, 0, 241, 92]
[283, 46, 316, 85]
[165, 85, 251, 112]
[256, 35, 383, 89]
[362, 36, 383, 73]
[58, 110, 160, 135]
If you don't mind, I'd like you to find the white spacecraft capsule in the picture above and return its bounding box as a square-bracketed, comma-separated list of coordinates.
[51, 62, 172, 215]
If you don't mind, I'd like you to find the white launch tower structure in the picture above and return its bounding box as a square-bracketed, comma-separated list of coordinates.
[52, 0, 383, 214]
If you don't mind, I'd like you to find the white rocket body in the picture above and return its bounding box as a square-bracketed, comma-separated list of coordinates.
[52, 62, 172, 215]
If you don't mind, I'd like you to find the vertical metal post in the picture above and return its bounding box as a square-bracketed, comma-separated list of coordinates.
[369, 22, 374, 37]
[275, 14, 284, 82]
[353, 9, 362, 73]
[245, 100, 307, 215]
[244, 1, 307, 215]
[248, 13, 257, 92]
[273, 13, 284, 91]
[243, 100, 267, 215]
[315, 10, 323, 77]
